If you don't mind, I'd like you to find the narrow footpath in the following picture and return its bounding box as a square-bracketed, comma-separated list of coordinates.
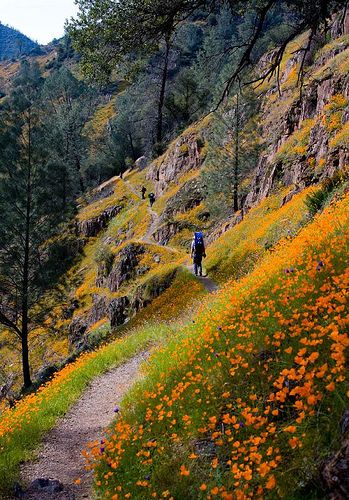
[18, 178, 219, 499]
[20, 352, 149, 500]
[124, 178, 218, 293]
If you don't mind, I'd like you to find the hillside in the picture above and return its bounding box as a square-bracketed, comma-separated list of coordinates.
[0, 2, 349, 499]
[0, 23, 41, 61]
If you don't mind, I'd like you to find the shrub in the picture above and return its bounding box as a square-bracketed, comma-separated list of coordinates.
[94, 244, 114, 275]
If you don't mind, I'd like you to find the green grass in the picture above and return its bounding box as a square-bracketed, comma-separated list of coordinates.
[89, 192, 349, 499]
[205, 188, 311, 283]
[0, 323, 176, 495]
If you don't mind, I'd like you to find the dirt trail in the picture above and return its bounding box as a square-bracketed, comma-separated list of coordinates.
[124, 178, 218, 292]
[20, 352, 149, 500]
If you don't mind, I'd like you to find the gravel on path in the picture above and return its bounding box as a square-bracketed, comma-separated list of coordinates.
[20, 352, 149, 500]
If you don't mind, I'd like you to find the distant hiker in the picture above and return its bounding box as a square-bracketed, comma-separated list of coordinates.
[191, 231, 206, 276]
[149, 192, 156, 207]
[141, 186, 147, 199]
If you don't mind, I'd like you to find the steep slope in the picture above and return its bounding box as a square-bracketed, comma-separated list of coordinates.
[0, 14, 349, 497]
[0, 23, 41, 61]
[1, 17, 349, 397]
[88, 188, 349, 499]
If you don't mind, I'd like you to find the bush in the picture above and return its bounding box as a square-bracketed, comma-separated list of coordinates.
[305, 189, 329, 217]
[94, 244, 114, 275]
[305, 168, 349, 216]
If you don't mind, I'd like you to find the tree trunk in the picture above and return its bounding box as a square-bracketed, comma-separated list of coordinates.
[22, 110, 33, 389]
[21, 324, 31, 388]
[128, 132, 137, 161]
[233, 92, 239, 212]
[156, 37, 171, 148]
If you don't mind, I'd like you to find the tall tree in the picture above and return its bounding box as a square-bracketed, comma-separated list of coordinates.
[68, 0, 209, 150]
[0, 62, 63, 388]
[68, 0, 346, 106]
[202, 88, 260, 216]
[41, 67, 95, 208]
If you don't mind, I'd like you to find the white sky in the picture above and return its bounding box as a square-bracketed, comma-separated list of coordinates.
[0, 0, 79, 44]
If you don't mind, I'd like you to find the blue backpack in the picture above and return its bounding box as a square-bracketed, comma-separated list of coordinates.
[194, 232, 204, 254]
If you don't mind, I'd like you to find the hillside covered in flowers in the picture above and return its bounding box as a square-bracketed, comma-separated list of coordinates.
[0, 1, 349, 498]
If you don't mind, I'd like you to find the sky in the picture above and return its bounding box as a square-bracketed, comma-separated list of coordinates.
[0, 0, 79, 45]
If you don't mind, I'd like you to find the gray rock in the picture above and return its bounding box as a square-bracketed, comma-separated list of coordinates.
[68, 316, 88, 348]
[77, 205, 123, 237]
[28, 478, 64, 493]
[135, 156, 148, 170]
[146, 133, 205, 196]
[89, 295, 108, 324]
[108, 296, 130, 328]
[107, 243, 145, 292]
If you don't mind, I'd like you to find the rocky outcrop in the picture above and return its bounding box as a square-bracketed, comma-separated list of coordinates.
[87, 176, 118, 204]
[161, 178, 205, 221]
[131, 269, 177, 312]
[77, 205, 122, 237]
[135, 156, 148, 170]
[89, 294, 108, 324]
[244, 63, 349, 211]
[68, 315, 88, 350]
[152, 221, 182, 246]
[107, 243, 146, 292]
[108, 296, 130, 328]
[146, 131, 205, 196]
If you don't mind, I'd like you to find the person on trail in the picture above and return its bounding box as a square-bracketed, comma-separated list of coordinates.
[149, 192, 156, 207]
[191, 231, 206, 276]
[141, 186, 147, 199]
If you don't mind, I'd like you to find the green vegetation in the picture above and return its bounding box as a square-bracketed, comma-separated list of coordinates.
[0, 322, 176, 494]
[0, 23, 41, 61]
[89, 191, 349, 499]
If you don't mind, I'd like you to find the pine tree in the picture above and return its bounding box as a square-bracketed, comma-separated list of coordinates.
[0, 62, 64, 388]
[41, 67, 95, 208]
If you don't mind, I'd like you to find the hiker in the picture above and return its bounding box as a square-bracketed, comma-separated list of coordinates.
[149, 192, 156, 207]
[141, 186, 147, 199]
[191, 231, 206, 276]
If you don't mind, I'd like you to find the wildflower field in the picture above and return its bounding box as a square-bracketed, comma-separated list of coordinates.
[87, 191, 349, 499]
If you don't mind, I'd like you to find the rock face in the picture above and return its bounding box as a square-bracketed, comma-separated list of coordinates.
[77, 205, 122, 237]
[244, 65, 349, 211]
[135, 156, 148, 170]
[68, 315, 88, 350]
[108, 296, 130, 328]
[107, 243, 146, 292]
[153, 221, 182, 246]
[146, 132, 205, 196]
[89, 294, 108, 324]
[161, 179, 205, 221]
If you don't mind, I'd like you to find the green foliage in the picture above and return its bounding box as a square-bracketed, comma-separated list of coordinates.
[201, 88, 261, 217]
[94, 244, 114, 275]
[305, 189, 329, 217]
[305, 169, 349, 217]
